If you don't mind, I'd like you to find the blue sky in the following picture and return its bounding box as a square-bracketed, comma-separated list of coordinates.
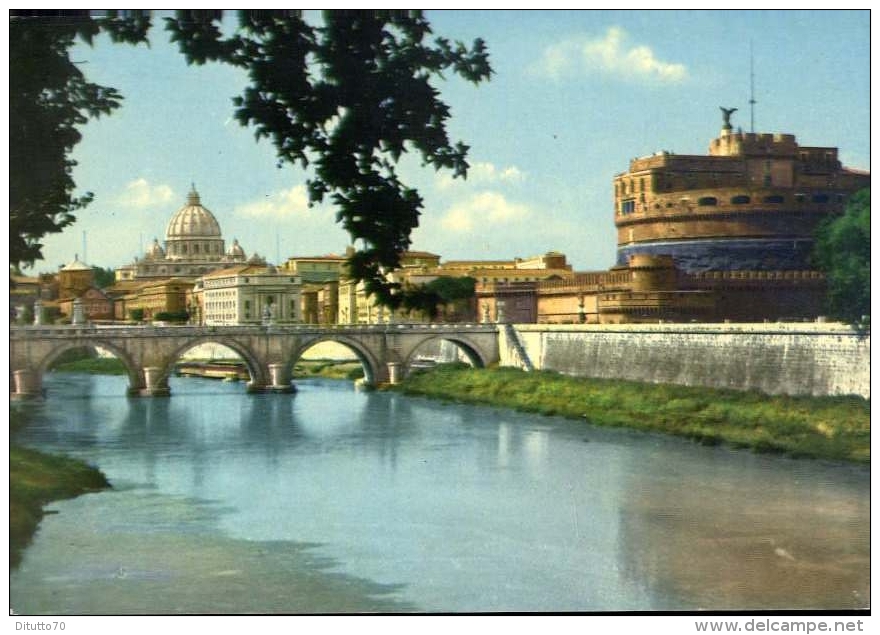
[23, 10, 870, 274]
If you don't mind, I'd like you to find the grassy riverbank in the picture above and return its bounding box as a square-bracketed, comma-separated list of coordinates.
[51, 356, 127, 374]
[397, 365, 870, 463]
[294, 360, 364, 381]
[10, 413, 110, 568]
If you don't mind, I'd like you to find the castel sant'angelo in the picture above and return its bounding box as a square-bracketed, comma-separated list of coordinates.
[481, 109, 870, 324]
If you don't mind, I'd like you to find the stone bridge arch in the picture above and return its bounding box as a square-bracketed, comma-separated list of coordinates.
[287, 334, 383, 386]
[159, 335, 269, 389]
[400, 333, 490, 375]
[36, 339, 142, 395]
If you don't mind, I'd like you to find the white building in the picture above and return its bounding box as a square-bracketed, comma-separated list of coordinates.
[196, 264, 302, 326]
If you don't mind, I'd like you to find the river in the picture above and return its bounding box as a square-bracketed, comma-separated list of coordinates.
[10, 373, 870, 613]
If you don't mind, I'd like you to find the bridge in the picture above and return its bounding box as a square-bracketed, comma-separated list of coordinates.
[10, 323, 500, 398]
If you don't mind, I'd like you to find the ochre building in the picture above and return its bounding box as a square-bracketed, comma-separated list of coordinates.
[614, 120, 869, 272]
[479, 113, 869, 324]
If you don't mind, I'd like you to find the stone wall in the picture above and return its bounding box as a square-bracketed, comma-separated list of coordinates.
[499, 323, 869, 398]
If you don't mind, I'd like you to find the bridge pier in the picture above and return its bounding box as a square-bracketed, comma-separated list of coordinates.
[267, 363, 295, 393]
[140, 366, 171, 397]
[245, 363, 295, 393]
[387, 362, 403, 385]
[12, 369, 43, 399]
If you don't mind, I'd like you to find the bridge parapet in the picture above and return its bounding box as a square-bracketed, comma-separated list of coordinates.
[10, 322, 498, 338]
[9, 323, 501, 399]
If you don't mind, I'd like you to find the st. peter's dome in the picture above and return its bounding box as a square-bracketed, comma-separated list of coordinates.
[165, 186, 222, 240]
[163, 185, 226, 261]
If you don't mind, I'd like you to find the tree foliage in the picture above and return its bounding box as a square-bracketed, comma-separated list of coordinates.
[812, 188, 870, 326]
[92, 265, 117, 289]
[424, 275, 476, 303]
[422, 275, 477, 321]
[11, 9, 491, 314]
[9, 10, 150, 267]
[165, 10, 492, 309]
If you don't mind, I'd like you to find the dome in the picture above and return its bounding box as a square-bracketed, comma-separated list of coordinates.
[165, 186, 222, 240]
[61, 254, 90, 271]
[227, 238, 245, 258]
[146, 238, 165, 259]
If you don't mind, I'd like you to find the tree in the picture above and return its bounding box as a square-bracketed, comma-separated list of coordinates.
[9, 10, 150, 268]
[422, 275, 476, 320]
[92, 266, 116, 289]
[165, 10, 492, 310]
[11, 10, 491, 313]
[812, 188, 870, 326]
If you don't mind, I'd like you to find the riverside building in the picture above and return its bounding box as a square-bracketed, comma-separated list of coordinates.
[478, 111, 869, 324]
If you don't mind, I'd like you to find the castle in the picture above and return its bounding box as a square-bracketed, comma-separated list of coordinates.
[477, 112, 869, 324]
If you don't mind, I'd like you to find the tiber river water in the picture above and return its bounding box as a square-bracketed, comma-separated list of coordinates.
[10, 373, 869, 613]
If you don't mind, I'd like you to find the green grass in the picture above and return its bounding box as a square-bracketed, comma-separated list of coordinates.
[293, 360, 364, 380]
[51, 356, 128, 375]
[9, 439, 110, 568]
[397, 365, 870, 463]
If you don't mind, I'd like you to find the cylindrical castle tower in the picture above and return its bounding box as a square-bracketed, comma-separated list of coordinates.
[614, 114, 869, 273]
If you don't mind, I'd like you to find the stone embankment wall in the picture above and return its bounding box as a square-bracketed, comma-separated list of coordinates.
[498, 323, 870, 398]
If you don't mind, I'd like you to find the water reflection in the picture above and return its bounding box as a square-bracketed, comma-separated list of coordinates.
[11, 374, 870, 613]
[617, 444, 870, 610]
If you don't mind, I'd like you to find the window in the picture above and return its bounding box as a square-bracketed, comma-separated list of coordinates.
[731, 195, 751, 204]
[763, 195, 784, 204]
[795, 193, 807, 203]
[621, 199, 636, 214]
[697, 196, 717, 206]
[812, 193, 829, 204]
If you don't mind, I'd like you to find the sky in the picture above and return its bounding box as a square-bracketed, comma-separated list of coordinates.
[16, 9, 871, 275]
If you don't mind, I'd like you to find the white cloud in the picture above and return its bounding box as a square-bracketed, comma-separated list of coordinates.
[436, 161, 526, 190]
[117, 178, 174, 208]
[235, 185, 331, 221]
[439, 191, 531, 233]
[531, 27, 687, 84]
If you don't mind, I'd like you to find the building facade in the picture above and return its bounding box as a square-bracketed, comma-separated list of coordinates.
[111, 278, 195, 322]
[281, 254, 348, 283]
[195, 265, 302, 326]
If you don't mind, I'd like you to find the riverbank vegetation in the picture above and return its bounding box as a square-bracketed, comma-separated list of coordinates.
[397, 365, 870, 463]
[294, 360, 364, 381]
[51, 356, 128, 374]
[10, 411, 111, 568]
